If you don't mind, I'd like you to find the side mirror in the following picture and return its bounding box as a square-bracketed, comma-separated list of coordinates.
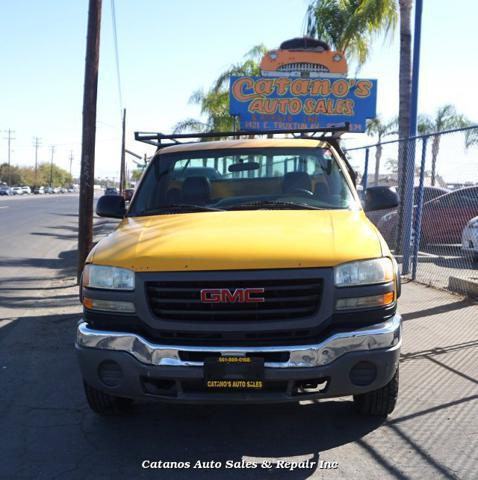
[96, 195, 125, 218]
[364, 186, 400, 212]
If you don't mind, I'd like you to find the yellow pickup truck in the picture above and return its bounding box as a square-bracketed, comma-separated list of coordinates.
[76, 128, 401, 416]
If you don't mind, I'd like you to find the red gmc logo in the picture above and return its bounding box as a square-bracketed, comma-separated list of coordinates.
[200, 288, 265, 303]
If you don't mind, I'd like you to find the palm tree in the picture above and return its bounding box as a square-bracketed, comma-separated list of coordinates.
[397, 0, 412, 180]
[174, 46, 267, 134]
[305, 0, 398, 67]
[418, 105, 470, 186]
[366, 116, 397, 184]
[395, 0, 412, 254]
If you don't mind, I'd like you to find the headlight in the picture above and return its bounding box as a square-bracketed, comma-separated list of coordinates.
[335, 258, 394, 287]
[82, 264, 135, 290]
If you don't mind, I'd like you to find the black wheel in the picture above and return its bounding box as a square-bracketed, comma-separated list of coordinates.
[353, 368, 399, 416]
[83, 381, 133, 415]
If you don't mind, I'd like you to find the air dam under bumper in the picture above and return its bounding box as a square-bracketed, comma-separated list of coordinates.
[76, 315, 401, 403]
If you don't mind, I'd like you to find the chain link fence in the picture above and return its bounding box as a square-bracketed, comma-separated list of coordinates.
[346, 126, 478, 297]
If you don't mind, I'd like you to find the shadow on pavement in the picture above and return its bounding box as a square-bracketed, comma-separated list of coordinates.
[0, 248, 78, 278]
[401, 298, 474, 322]
[0, 310, 388, 480]
[78, 400, 384, 479]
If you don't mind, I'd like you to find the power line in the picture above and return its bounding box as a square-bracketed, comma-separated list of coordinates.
[110, 0, 123, 117]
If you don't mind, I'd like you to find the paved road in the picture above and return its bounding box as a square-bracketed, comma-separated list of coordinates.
[0, 197, 477, 479]
[0, 194, 82, 321]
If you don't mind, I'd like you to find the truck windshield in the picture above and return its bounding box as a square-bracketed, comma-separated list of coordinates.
[129, 147, 357, 216]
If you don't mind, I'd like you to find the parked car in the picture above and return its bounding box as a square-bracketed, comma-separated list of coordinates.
[11, 186, 23, 195]
[378, 186, 478, 247]
[104, 187, 118, 195]
[53, 187, 61, 194]
[0, 185, 12, 196]
[44, 186, 54, 194]
[366, 185, 449, 228]
[123, 188, 135, 202]
[21, 186, 32, 195]
[60, 187, 68, 193]
[461, 216, 478, 261]
[33, 186, 45, 194]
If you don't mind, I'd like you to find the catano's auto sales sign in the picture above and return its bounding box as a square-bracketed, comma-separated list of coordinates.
[229, 76, 377, 132]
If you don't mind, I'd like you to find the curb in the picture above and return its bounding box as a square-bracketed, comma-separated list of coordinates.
[448, 276, 478, 299]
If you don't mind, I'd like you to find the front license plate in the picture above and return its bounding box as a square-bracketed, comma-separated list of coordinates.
[204, 356, 264, 390]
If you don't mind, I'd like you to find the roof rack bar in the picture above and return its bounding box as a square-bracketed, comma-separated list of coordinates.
[134, 123, 350, 146]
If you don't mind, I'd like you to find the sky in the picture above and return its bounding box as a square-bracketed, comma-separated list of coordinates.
[1, 0, 478, 183]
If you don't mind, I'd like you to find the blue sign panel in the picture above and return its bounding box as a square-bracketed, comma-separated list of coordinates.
[229, 76, 377, 133]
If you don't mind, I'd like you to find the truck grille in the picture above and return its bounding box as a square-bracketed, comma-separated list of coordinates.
[146, 278, 322, 322]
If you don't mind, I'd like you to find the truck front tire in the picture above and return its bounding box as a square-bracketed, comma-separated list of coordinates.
[83, 381, 134, 415]
[353, 368, 399, 416]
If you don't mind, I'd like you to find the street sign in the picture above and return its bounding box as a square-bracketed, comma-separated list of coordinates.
[229, 76, 377, 133]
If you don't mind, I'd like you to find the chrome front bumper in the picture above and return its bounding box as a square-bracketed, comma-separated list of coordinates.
[76, 314, 401, 369]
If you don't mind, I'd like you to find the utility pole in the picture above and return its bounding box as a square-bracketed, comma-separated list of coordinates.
[78, 0, 102, 281]
[49, 145, 55, 187]
[119, 108, 126, 195]
[69, 150, 74, 182]
[4, 129, 15, 186]
[33, 137, 41, 184]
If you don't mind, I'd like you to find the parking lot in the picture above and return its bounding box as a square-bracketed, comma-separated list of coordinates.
[0, 195, 477, 479]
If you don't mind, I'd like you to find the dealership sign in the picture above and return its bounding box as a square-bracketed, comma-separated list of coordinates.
[229, 76, 377, 133]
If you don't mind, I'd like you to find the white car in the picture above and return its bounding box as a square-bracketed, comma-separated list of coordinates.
[21, 186, 32, 194]
[12, 186, 23, 195]
[461, 216, 478, 261]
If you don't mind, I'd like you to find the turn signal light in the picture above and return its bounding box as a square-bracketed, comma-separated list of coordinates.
[336, 292, 394, 311]
[83, 297, 135, 313]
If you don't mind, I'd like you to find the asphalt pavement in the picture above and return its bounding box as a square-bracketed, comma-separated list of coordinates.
[0, 194, 82, 321]
[0, 195, 477, 479]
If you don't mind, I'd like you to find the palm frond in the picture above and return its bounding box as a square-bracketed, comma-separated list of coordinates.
[417, 114, 433, 135]
[307, 0, 397, 68]
[188, 89, 205, 105]
[465, 129, 478, 148]
[366, 115, 398, 139]
[172, 118, 208, 134]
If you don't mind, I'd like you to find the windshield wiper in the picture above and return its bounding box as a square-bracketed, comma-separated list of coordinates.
[225, 200, 326, 211]
[133, 204, 224, 216]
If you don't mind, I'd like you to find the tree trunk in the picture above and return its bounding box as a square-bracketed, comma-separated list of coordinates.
[430, 136, 440, 186]
[396, 0, 413, 253]
[374, 144, 382, 185]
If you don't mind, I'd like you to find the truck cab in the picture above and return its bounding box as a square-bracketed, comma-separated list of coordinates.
[76, 131, 401, 416]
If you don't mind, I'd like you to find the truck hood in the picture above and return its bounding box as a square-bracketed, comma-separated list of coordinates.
[89, 210, 383, 272]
